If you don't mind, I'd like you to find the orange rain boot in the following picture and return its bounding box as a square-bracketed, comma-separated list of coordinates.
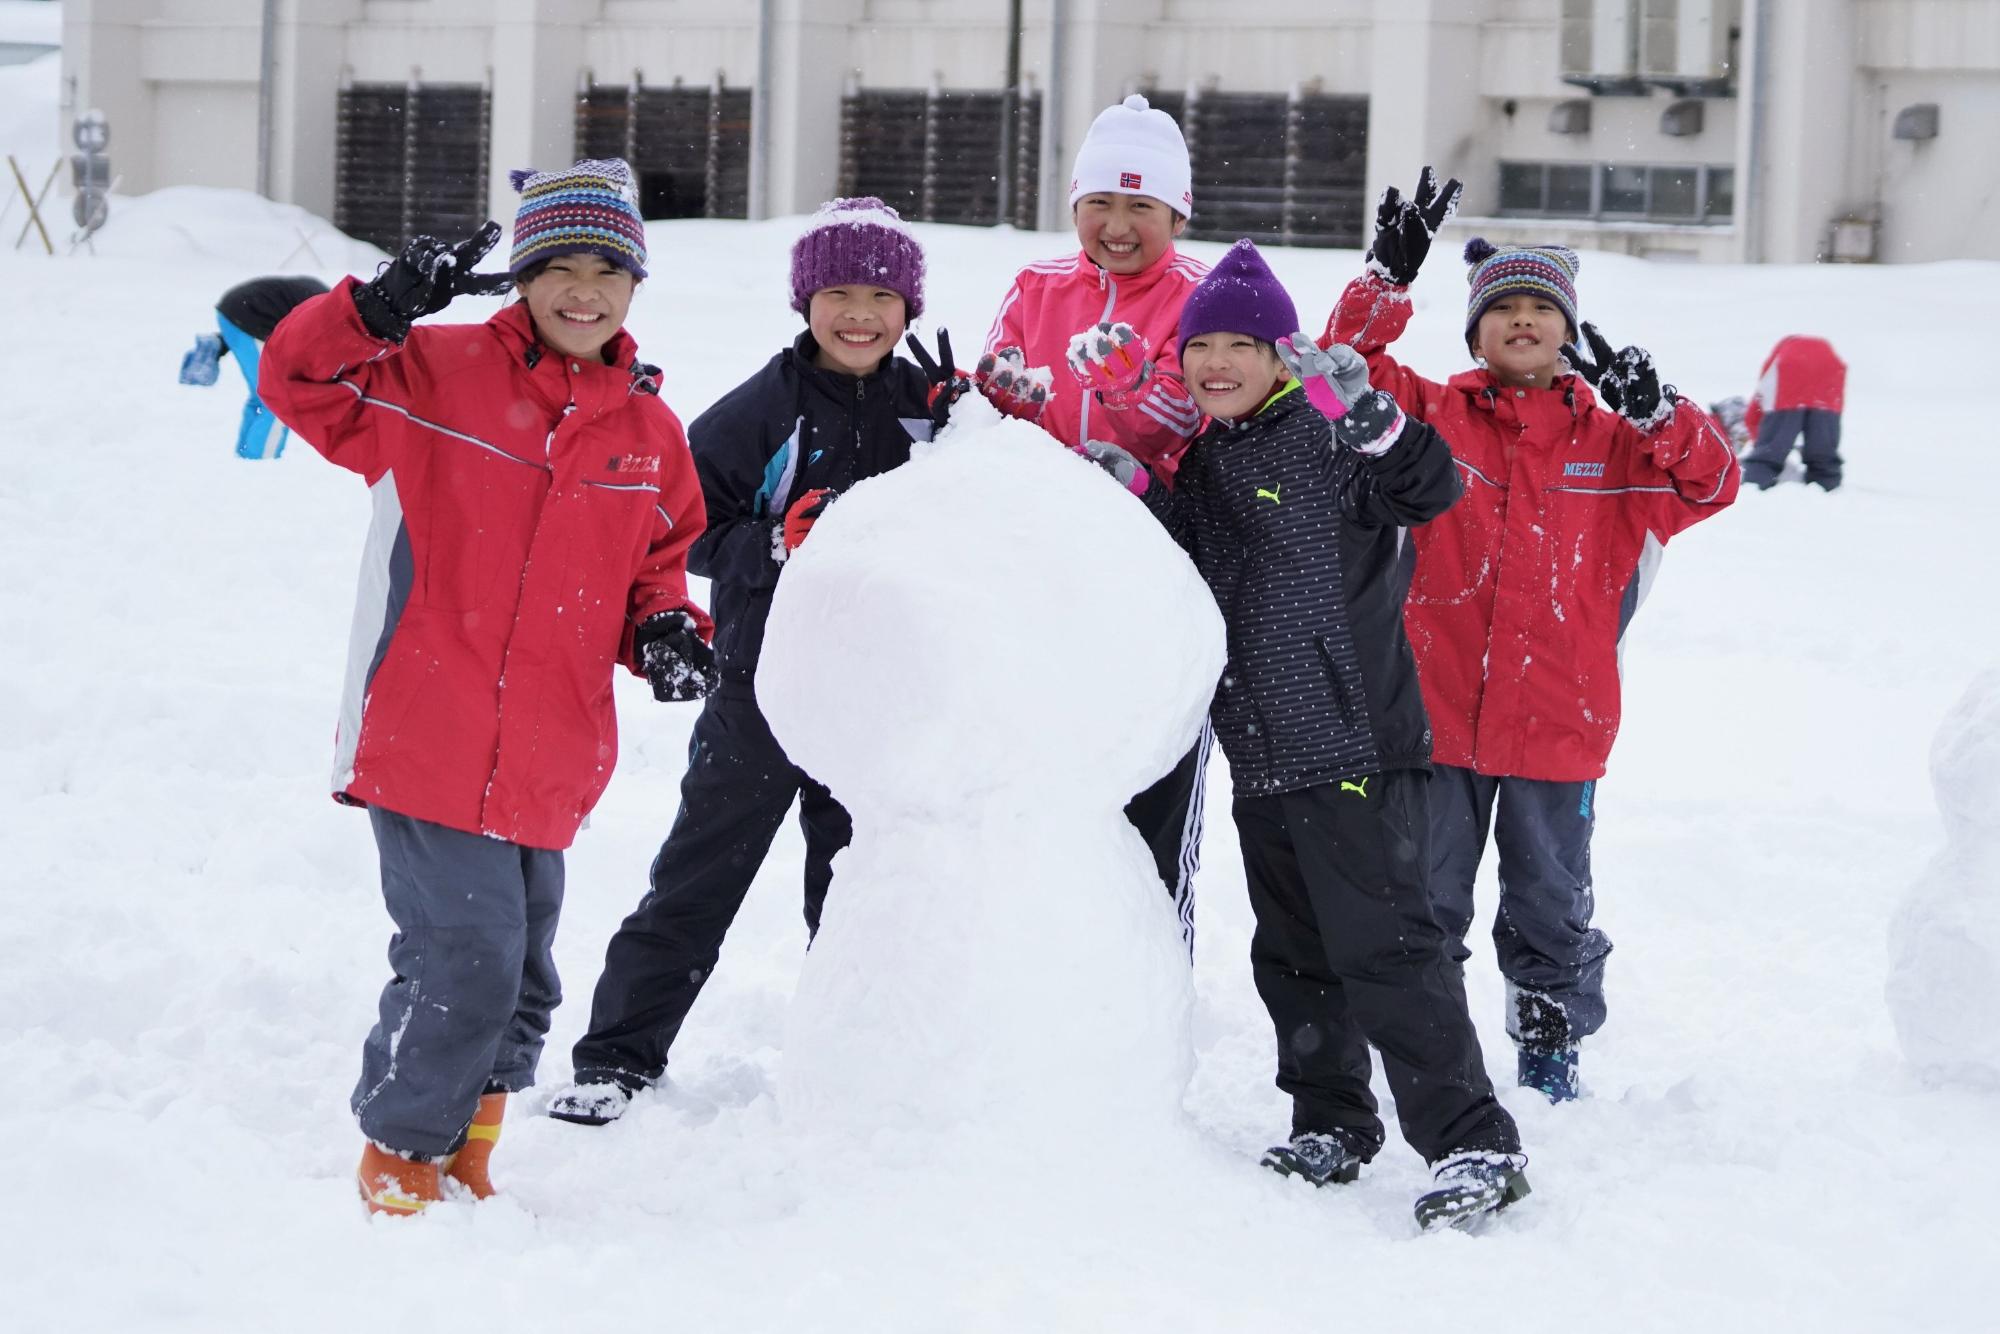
[441, 1092, 506, 1200]
[357, 1141, 442, 1217]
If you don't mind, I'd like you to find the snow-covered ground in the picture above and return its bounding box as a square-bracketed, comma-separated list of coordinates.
[4, 25, 1998, 1333]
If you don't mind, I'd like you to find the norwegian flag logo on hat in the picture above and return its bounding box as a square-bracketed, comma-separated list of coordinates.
[1120, 171, 1143, 190]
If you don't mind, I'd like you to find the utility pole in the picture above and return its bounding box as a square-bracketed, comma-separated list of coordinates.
[256, 0, 278, 198]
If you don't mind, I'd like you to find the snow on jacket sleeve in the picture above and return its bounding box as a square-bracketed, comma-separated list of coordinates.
[686, 380, 786, 592]
[1615, 397, 1742, 539]
[623, 410, 713, 671]
[1319, 271, 1449, 424]
[258, 277, 409, 481]
[1338, 412, 1463, 530]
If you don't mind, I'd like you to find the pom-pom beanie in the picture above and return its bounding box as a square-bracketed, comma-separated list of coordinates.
[508, 158, 649, 279]
[1068, 94, 1194, 217]
[1462, 237, 1580, 348]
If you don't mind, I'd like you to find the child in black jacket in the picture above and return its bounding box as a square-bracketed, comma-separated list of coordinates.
[550, 199, 963, 1125]
[1086, 240, 1528, 1230]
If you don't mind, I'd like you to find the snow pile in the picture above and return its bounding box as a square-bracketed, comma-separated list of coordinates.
[757, 395, 1225, 1145]
[1887, 668, 2000, 1089]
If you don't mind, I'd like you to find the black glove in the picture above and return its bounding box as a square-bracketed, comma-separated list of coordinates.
[352, 221, 518, 343]
[634, 610, 718, 703]
[904, 329, 973, 431]
[1561, 322, 1677, 431]
[1365, 167, 1464, 287]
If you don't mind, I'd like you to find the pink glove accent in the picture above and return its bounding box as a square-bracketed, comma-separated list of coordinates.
[1066, 322, 1154, 400]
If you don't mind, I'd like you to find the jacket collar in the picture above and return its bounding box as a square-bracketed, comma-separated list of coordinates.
[786, 328, 898, 404]
[1451, 366, 1594, 418]
[1069, 244, 1185, 296]
[488, 300, 653, 417]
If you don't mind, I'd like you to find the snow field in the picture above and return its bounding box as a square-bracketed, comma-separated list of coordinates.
[3, 46, 1999, 1330]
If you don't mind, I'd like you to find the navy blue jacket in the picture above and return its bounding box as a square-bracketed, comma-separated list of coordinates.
[1157, 387, 1461, 794]
[688, 331, 935, 683]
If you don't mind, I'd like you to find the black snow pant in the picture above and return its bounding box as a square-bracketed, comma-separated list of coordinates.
[1742, 407, 1842, 490]
[1428, 764, 1611, 1051]
[1125, 721, 1213, 955]
[1235, 770, 1520, 1165]
[570, 684, 850, 1089]
[353, 807, 565, 1157]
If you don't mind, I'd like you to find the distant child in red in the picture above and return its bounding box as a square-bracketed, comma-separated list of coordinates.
[1742, 334, 1846, 490]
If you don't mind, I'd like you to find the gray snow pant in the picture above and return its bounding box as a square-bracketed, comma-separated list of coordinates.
[1741, 407, 1842, 490]
[352, 807, 565, 1156]
[1428, 765, 1610, 1050]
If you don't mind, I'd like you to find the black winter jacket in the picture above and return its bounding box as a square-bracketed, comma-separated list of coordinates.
[1157, 387, 1462, 795]
[688, 331, 935, 683]
[217, 275, 330, 342]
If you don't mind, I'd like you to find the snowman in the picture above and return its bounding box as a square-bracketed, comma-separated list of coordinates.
[1886, 668, 2000, 1089]
[755, 396, 1225, 1148]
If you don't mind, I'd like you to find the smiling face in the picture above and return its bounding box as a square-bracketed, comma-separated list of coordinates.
[1471, 293, 1572, 388]
[1073, 193, 1187, 275]
[518, 253, 636, 362]
[1181, 331, 1286, 423]
[807, 284, 908, 376]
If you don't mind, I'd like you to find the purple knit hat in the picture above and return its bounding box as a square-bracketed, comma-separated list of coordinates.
[1178, 239, 1299, 348]
[789, 197, 926, 320]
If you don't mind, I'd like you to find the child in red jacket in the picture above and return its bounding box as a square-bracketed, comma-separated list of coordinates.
[978, 93, 1211, 949]
[1322, 169, 1739, 1102]
[261, 159, 716, 1215]
[1742, 334, 1846, 490]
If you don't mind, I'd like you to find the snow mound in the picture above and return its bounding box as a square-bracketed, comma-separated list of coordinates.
[1887, 668, 2000, 1089]
[83, 185, 387, 273]
[757, 395, 1225, 1145]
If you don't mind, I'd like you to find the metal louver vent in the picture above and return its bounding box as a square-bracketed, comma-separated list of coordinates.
[335, 83, 490, 254]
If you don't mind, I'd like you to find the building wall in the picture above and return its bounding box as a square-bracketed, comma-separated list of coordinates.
[53, 0, 2000, 262]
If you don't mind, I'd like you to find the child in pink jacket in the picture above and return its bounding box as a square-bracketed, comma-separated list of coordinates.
[978, 93, 1210, 949]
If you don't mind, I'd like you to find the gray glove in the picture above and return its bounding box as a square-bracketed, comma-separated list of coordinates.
[1275, 334, 1370, 420]
[1079, 439, 1153, 497]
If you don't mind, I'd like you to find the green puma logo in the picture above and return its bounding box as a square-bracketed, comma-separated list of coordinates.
[1340, 777, 1370, 798]
[1256, 484, 1282, 505]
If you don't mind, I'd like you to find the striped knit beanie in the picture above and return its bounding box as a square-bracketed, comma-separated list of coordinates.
[1462, 238, 1579, 349]
[508, 158, 649, 280]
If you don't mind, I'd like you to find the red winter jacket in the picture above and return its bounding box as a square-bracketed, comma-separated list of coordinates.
[984, 247, 1208, 481]
[1324, 274, 1739, 781]
[1743, 335, 1846, 437]
[261, 280, 710, 849]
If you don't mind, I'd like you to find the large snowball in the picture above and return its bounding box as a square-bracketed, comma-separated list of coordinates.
[1887, 668, 2000, 1089]
[756, 399, 1226, 1143]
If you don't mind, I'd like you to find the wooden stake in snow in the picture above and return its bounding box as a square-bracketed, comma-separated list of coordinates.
[7, 156, 58, 256]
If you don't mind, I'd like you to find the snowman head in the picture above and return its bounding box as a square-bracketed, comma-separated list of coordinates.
[757, 413, 1223, 823]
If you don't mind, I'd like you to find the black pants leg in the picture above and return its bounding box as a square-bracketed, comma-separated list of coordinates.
[1236, 773, 1519, 1163]
[1124, 721, 1213, 954]
[1799, 408, 1843, 490]
[570, 687, 815, 1086]
[1426, 764, 1500, 959]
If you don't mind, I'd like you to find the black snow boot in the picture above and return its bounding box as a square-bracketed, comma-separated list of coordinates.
[547, 1079, 638, 1127]
[1415, 1151, 1531, 1232]
[1261, 1130, 1367, 1187]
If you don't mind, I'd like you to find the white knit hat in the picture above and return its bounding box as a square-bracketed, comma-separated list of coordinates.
[1067, 94, 1194, 216]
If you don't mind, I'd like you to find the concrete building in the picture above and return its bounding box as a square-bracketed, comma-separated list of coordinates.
[54, 0, 2000, 262]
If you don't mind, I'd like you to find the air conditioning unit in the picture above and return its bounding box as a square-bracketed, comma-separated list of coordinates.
[1642, 0, 1739, 96]
[1560, 0, 1649, 96]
